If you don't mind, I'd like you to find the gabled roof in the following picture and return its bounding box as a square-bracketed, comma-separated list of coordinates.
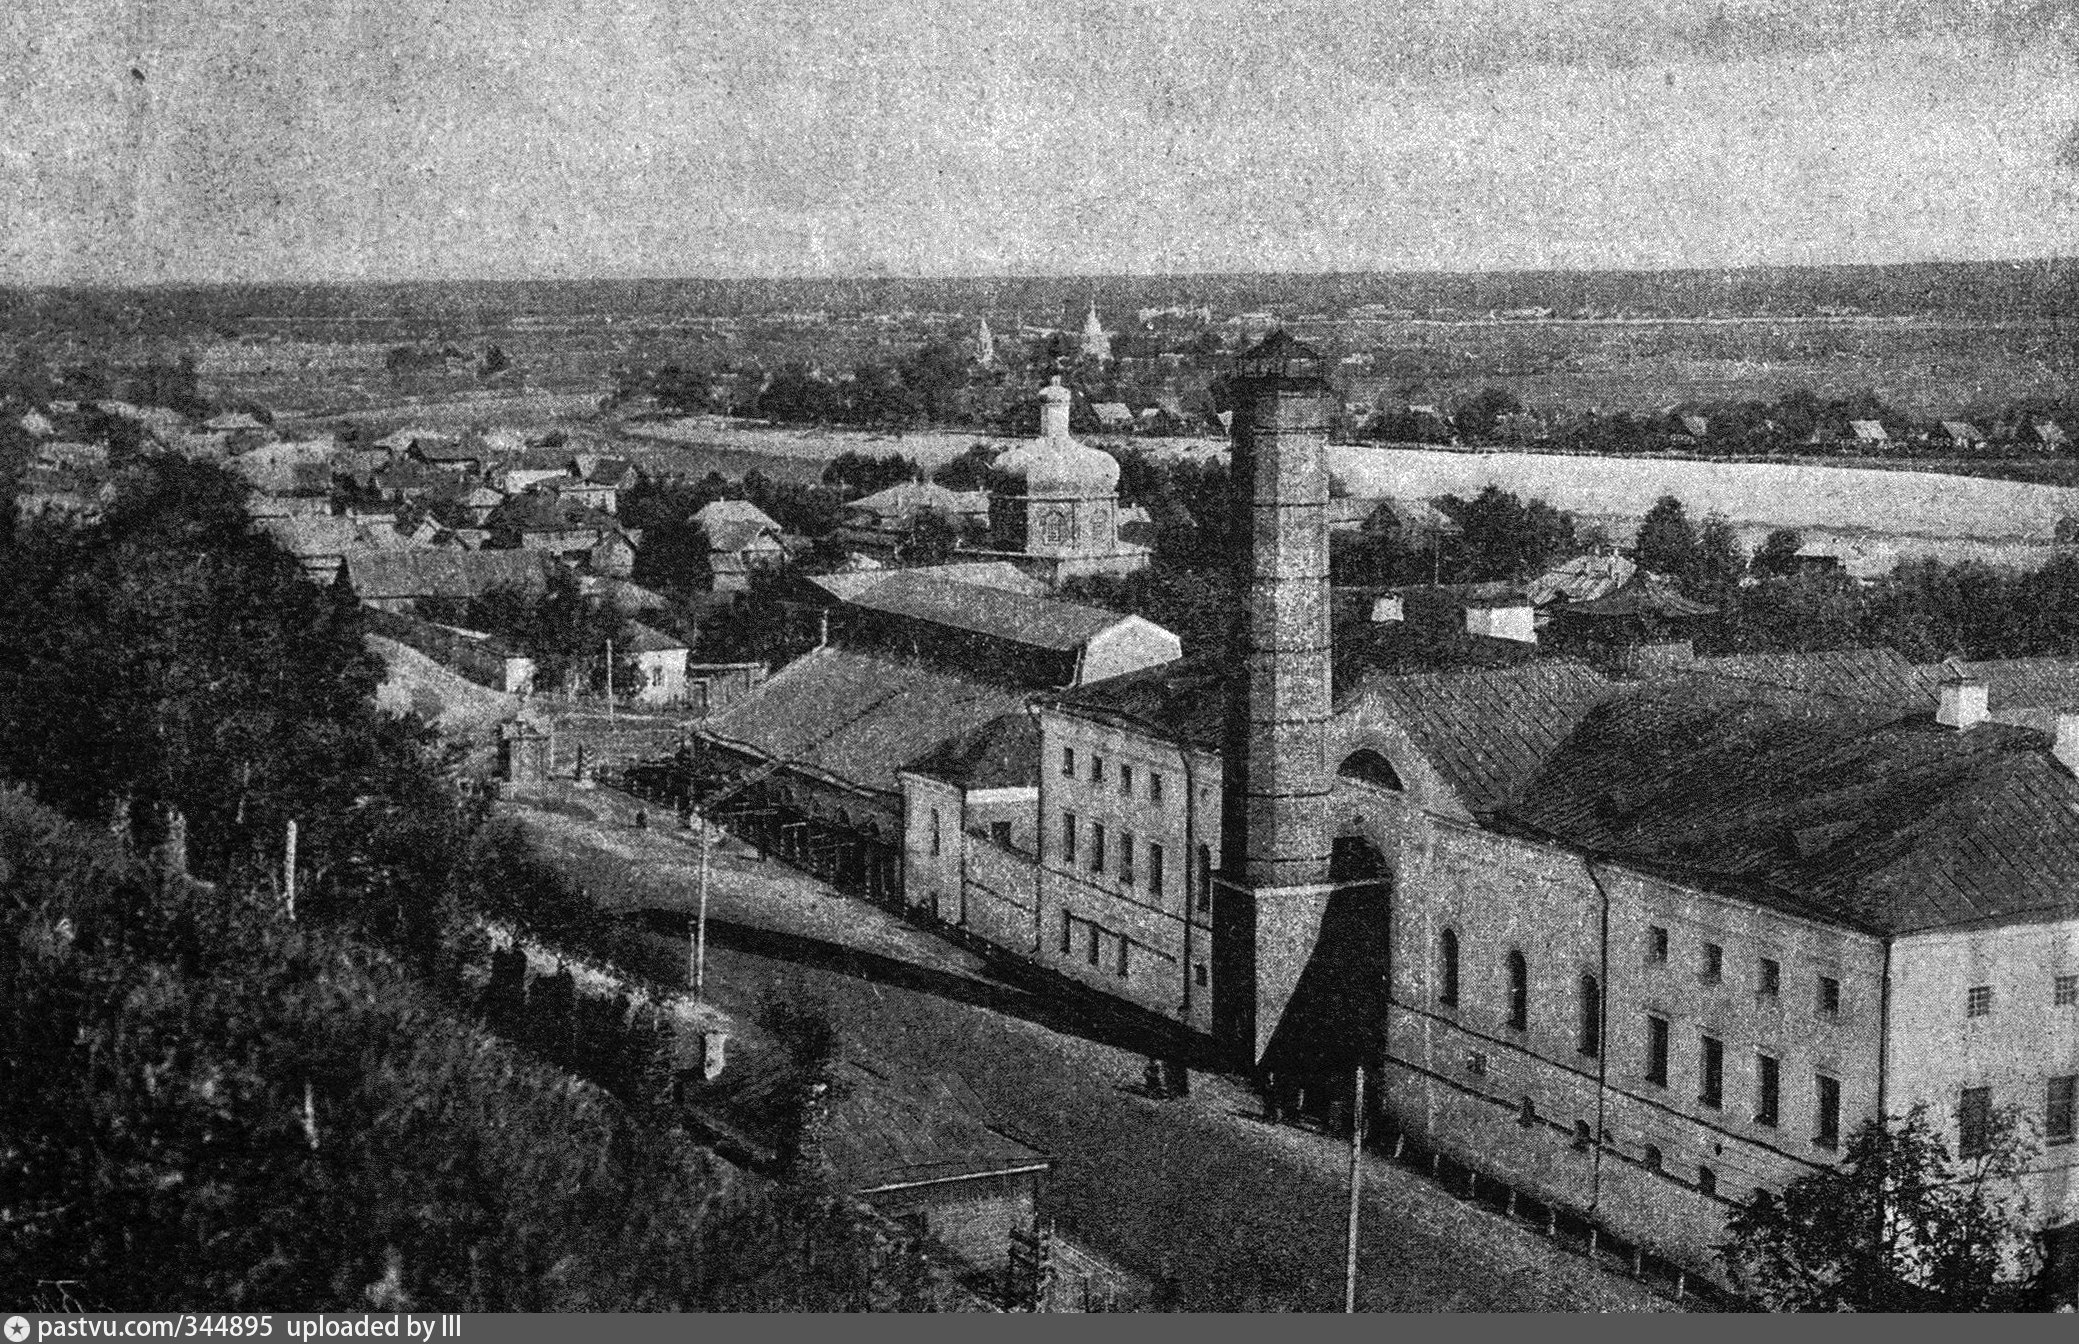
[1505, 677, 2079, 935]
[1050, 657, 1229, 751]
[701, 646, 1029, 797]
[618, 620, 686, 655]
[693, 498, 783, 533]
[1340, 661, 1612, 813]
[1941, 420, 1985, 443]
[1524, 553, 1636, 606]
[1563, 578, 1716, 620]
[1848, 419, 1889, 441]
[705, 518, 784, 555]
[846, 480, 989, 520]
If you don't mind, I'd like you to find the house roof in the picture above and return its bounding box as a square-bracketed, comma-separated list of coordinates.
[903, 712, 1040, 790]
[618, 620, 686, 655]
[1941, 421, 1985, 442]
[1848, 419, 1890, 441]
[342, 549, 553, 602]
[1524, 553, 1636, 606]
[1680, 647, 1937, 710]
[840, 568, 1131, 654]
[486, 491, 615, 534]
[258, 515, 375, 559]
[1562, 578, 1717, 620]
[845, 480, 989, 520]
[1946, 658, 2079, 724]
[409, 437, 477, 462]
[693, 498, 783, 534]
[1049, 657, 1230, 751]
[1342, 661, 1613, 813]
[705, 518, 784, 555]
[701, 646, 1029, 798]
[1505, 677, 2079, 936]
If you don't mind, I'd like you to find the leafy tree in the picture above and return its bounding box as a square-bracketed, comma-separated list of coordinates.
[821, 451, 917, 499]
[930, 444, 1001, 494]
[1684, 511, 1746, 602]
[1453, 386, 1522, 442]
[1754, 527, 1805, 578]
[902, 511, 962, 566]
[1635, 494, 1699, 576]
[1435, 484, 1578, 583]
[1718, 1103, 2039, 1312]
[1062, 563, 1237, 659]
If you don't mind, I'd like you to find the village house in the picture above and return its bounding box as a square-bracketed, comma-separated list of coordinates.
[693, 498, 790, 594]
[342, 548, 555, 614]
[618, 620, 689, 707]
[484, 492, 620, 564]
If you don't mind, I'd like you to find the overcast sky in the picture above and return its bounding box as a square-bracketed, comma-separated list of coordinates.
[4, 0, 2076, 284]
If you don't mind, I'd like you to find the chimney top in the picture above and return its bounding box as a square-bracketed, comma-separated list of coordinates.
[1234, 329, 1327, 388]
[1939, 656, 1982, 686]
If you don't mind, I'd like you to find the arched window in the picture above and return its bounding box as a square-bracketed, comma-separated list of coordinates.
[1642, 1144, 1663, 1173]
[1697, 1165, 1717, 1198]
[1337, 749, 1404, 792]
[1506, 950, 1529, 1030]
[1578, 972, 1602, 1057]
[1040, 512, 1068, 546]
[1572, 1120, 1593, 1151]
[1439, 929, 1460, 1006]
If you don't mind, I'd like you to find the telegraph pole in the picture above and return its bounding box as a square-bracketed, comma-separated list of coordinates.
[283, 818, 298, 921]
[1345, 1063, 1365, 1313]
[692, 810, 711, 1002]
[605, 638, 615, 723]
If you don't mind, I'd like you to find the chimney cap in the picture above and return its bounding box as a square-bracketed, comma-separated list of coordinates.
[1234, 329, 1327, 386]
[1939, 656, 1982, 685]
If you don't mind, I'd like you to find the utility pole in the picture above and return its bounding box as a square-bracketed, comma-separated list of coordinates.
[283, 818, 298, 921]
[605, 638, 615, 724]
[692, 810, 711, 1002]
[1345, 1063, 1365, 1314]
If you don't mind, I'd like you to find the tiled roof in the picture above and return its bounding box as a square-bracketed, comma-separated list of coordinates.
[1506, 677, 2079, 934]
[1679, 647, 1937, 709]
[903, 712, 1040, 790]
[701, 647, 1029, 797]
[1341, 661, 1612, 813]
[842, 569, 1131, 653]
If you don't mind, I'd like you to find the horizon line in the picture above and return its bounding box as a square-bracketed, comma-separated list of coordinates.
[7, 252, 2079, 295]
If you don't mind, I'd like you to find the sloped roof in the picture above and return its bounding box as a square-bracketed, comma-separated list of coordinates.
[846, 479, 989, 520]
[1341, 661, 1612, 813]
[618, 620, 686, 655]
[842, 569, 1130, 653]
[1051, 657, 1229, 751]
[693, 498, 783, 533]
[1948, 658, 2079, 721]
[258, 515, 374, 559]
[486, 491, 614, 533]
[705, 518, 784, 555]
[1506, 678, 2079, 935]
[807, 561, 1047, 605]
[1941, 421, 1985, 442]
[903, 712, 1040, 790]
[1563, 578, 1716, 620]
[701, 646, 1029, 797]
[1524, 553, 1636, 606]
[1680, 647, 1937, 709]
[1849, 419, 1889, 441]
[342, 549, 553, 602]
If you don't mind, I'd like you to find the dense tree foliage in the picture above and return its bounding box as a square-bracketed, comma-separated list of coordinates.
[1718, 1104, 2039, 1311]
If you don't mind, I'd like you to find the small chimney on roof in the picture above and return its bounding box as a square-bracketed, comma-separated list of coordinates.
[1936, 658, 1988, 731]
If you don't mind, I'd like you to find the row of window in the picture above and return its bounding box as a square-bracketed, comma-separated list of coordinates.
[1060, 812, 1217, 913]
[1061, 911, 1132, 978]
[1960, 1077, 2076, 1153]
[1966, 976, 2079, 1017]
[1638, 1018, 1842, 1146]
[1644, 924, 1841, 1015]
[1060, 746, 1164, 806]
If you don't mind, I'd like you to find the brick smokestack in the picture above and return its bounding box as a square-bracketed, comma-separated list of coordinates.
[1214, 330, 1335, 1066]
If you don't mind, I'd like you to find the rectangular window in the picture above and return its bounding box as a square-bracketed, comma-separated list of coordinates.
[1091, 823, 1106, 874]
[1087, 924, 1100, 967]
[930, 808, 941, 858]
[1816, 1074, 1841, 1150]
[2048, 1076, 2076, 1145]
[1819, 976, 1841, 1017]
[1061, 812, 1077, 863]
[1758, 958, 1780, 999]
[1645, 1015, 1670, 1087]
[1756, 1053, 1780, 1127]
[1117, 935, 1130, 978]
[1060, 912, 1073, 954]
[1061, 746, 1075, 778]
[1648, 925, 1669, 963]
[1120, 764, 1132, 796]
[990, 820, 1013, 849]
[1150, 772, 1164, 806]
[1967, 984, 1993, 1018]
[2058, 974, 2078, 1007]
[1120, 833, 1136, 887]
[1194, 962, 1208, 988]
[1701, 942, 1723, 985]
[1091, 755, 1105, 785]
[1958, 1086, 1993, 1158]
[1148, 843, 1165, 899]
[1700, 1035, 1724, 1109]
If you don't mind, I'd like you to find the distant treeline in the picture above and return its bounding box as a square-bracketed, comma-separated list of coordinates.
[8, 256, 2077, 341]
